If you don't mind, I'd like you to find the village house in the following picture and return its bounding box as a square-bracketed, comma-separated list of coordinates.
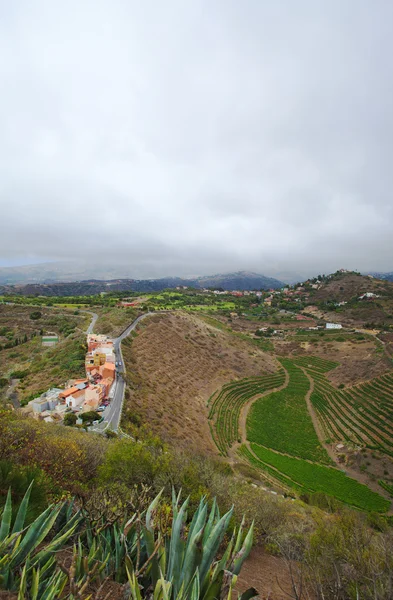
[326, 323, 343, 329]
[83, 384, 104, 411]
[359, 292, 380, 300]
[30, 388, 63, 413]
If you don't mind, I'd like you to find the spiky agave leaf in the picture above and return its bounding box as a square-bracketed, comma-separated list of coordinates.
[230, 522, 254, 576]
[0, 489, 12, 542]
[12, 481, 34, 535]
[199, 507, 233, 591]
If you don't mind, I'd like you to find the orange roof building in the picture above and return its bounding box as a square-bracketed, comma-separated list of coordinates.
[100, 362, 115, 382]
[59, 386, 79, 399]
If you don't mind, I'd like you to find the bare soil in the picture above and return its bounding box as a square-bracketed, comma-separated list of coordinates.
[235, 547, 303, 600]
[273, 338, 390, 386]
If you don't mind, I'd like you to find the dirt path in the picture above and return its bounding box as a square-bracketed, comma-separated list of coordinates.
[228, 364, 290, 463]
[301, 368, 337, 464]
[5, 378, 20, 408]
[301, 367, 392, 504]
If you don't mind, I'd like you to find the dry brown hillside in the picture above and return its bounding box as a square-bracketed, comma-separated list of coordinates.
[121, 312, 277, 453]
[274, 337, 390, 386]
[311, 274, 393, 303]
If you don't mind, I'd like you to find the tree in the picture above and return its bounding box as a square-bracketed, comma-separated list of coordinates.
[80, 411, 101, 423]
[63, 413, 77, 426]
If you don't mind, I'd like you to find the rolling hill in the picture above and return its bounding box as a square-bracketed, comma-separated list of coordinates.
[0, 270, 284, 296]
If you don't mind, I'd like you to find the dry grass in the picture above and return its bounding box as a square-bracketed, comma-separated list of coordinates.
[274, 338, 391, 386]
[122, 312, 277, 454]
[94, 307, 140, 337]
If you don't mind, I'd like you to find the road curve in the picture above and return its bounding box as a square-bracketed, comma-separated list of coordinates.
[102, 312, 154, 432]
[83, 311, 99, 334]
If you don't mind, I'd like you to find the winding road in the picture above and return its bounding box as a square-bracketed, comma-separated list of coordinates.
[100, 312, 153, 432]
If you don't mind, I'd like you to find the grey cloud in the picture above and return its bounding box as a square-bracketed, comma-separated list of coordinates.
[0, 0, 392, 279]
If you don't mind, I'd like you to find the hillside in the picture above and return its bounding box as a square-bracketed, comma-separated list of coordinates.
[0, 305, 89, 405]
[196, 270, 284, 290]
[305, 272, 393, 327]
[369, 271, 393, 281]
[121, 312, 277, 453]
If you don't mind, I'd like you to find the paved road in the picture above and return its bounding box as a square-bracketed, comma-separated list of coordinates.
[84, 311, 98, 334]
[102, 312, 153, 432]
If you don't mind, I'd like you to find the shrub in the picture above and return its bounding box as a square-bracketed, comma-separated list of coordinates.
[80, 410, 101, 423]
[9, 369, 29, 379]
[29, 311, 42, 320]
[63, 413, 77, 426]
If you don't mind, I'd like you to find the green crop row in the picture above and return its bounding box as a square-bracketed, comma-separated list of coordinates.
[379, 480, 393, 497]
[249, 444, 390, 513]
[208, 370, 286, 455]
[238, 445, 303, 493]
[247, 359, 330, 464]
[292, 356, 339, 373]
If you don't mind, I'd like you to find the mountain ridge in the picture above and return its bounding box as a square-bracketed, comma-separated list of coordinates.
[0, 270, 284, 296]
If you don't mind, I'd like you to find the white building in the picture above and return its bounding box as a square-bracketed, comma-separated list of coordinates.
[359, 292, 380, 300]
[326, 323, 343, 330]
[30, 388, 62, 413]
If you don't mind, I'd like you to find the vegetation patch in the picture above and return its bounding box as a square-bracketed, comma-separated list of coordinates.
[244, 444, 390, 512]
[208, 369, 286, 455]
[247, 359, 330, 463]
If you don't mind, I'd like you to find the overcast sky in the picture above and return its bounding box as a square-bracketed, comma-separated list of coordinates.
[0, 0, 392, 279]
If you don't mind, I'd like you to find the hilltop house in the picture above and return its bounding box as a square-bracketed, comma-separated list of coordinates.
[359, 292, 380, 300]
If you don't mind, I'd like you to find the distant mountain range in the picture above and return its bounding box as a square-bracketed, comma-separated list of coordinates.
[369, 272, 393, 282]
[0, 270, 284, 296]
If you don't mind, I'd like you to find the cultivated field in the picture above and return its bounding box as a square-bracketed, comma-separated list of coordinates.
[208, 369, 286, 455]
[209, 350, 392, 511]
[239, 444, 390, 512]
[247, 359, 330, 463]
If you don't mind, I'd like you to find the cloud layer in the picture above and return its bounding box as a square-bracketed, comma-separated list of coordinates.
[1, 1, 392, 278]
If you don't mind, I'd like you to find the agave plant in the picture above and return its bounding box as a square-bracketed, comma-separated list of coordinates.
[0, 482, 82, 595]
[1, 486, 257, 599]
[125, 489, 256, 600]
[55, 489, 257, 599]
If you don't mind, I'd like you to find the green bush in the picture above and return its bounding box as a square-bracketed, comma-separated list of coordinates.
[63, 413, 77, 426]
[9, 369, 29, 379]
[29, 311, 42, 320]
[80, 410, 101, 423]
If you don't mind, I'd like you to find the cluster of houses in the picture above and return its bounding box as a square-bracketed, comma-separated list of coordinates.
[25, 333, 116, 423]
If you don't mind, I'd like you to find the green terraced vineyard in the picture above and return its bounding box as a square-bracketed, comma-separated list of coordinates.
[247, 359, 330, 463]
[379, 480, 393, 496]
[244, 444, 390, 512]
[292, 355, 339, 373]
[208, 369, 286, 455]
[308, 368, 393, 456]
[210, 352, 392, 512]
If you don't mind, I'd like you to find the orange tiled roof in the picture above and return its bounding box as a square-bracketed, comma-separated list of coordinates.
[59, 386, 79, 398]
[103, 362, 115, 370]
